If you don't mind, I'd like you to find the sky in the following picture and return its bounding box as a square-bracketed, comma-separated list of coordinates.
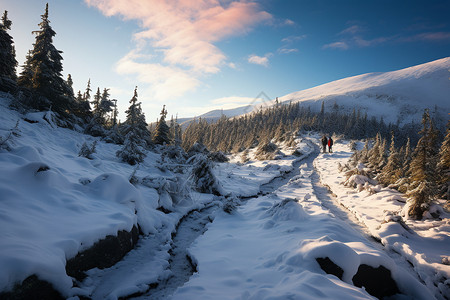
[2, 0, 450, 122]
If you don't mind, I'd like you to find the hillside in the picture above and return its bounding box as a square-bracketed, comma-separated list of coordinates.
[277, 57, 450, 126]
[183, 57, 450, 127]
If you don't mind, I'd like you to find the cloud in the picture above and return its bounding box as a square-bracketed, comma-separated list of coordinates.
[85, 0, 272, 100]
[322, 41, 349, 50]
[278, 48, 298, 54]
[248, 53, 272, 67]
[402, 32, 450, 42]
[284, 19, 295, 26]
[339, 25, 364, 35]
[281, 35, 307, 43]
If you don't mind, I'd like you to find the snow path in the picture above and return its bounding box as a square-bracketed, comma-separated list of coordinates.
[314, 140, 450, 299]
[138, 205, 218, 300]
[171, 139, 432, 299]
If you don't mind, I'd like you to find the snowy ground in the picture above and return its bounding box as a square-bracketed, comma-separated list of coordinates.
[169, 136, 436, 299]
[1, 91, 448, 299]
[314, 138, 450, 299]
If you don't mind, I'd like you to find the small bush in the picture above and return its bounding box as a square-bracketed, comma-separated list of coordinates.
[78, 141, 97, 159]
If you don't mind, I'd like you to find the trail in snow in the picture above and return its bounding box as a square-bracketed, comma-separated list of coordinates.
[307, 142, 424, 285]
[138, 205, 217, 300]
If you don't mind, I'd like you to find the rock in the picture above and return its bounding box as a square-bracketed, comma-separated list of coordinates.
[352, 264, 400, 299]
[66, 225, 139, 281]
[0, 275, 64, 300]
[316, 257, 344, 280]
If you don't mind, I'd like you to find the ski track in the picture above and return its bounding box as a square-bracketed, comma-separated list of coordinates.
[80, 140, 422, 299]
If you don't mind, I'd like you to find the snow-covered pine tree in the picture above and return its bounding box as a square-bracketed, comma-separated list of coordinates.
[116, 87, 148, 164]
[91, 87, 101, 116]
[367, 133, 382, 169]
[66, 74, 74, 99]
[18, 4, 73, 115]
[83, 79, 92, 103]
[379, 133, 402, 186]
[437, 119, 450, 201]
[17, 50, 33, 89]
[153, 105, 170, 145]
[0, 10, 18, 92]
[406, 109, 440, 219]
[99, 88, 114, 126]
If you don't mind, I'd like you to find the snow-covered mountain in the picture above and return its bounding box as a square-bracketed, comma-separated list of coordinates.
[187, 57, 450, 126]
[177, 105, 253, 129]
[276, 57, 450, 126]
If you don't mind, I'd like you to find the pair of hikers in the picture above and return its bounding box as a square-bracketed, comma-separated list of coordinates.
[321, 135, 333, 153]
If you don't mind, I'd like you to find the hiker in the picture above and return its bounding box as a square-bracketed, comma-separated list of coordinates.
[328, 136, 333, 153]
[321, 135, 328, 153]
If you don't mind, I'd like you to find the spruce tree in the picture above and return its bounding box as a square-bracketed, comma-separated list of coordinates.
[437, 119, 450, 201]
[153, 105, 170, 145]
[0, 10, 18, 92]
[116, 87, 148, 164]
[18, 4, 73, 114]
[66, 74, 74, 99]
[18, 50, 33, 88]
[379, 133, 402, 185]
[406, 109, 439, 219]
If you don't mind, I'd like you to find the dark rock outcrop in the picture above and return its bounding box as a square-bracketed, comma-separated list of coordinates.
[66, 225, 139, 281]
[0, 225, 139, 300]
[316, 257, 344, 280]
[316, 257, 400, 299]
[0, 275, 64, 300]
[352, 264, 400, 299]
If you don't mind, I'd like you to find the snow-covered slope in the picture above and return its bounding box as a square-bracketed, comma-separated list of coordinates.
[277, 57, 450, 125]
[177, 105, 252, 129]
[189, 57, 449, 126]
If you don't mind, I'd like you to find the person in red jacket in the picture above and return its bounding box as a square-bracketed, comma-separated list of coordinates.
[328, 136, 333, 153]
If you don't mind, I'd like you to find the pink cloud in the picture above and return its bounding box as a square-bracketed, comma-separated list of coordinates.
[85, 0, 272, 91]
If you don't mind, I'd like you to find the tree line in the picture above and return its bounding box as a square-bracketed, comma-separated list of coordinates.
[348, 109, 449, 218]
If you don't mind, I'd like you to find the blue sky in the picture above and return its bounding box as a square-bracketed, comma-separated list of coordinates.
[2, 0, 450, 121]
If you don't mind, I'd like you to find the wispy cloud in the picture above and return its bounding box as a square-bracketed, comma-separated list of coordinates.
[284, 19, 295, 26]
[281, 35, 306, 44]
[248, 53, 272, 67]
[322, 41, 349, 50]
[278, 48, 298, 54]
[401, 31, 450, 42]
[339, 24, 364, 35]
[85, 0, 272, 101]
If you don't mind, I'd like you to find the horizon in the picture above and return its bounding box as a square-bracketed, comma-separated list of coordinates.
[2, 0, 450, 122]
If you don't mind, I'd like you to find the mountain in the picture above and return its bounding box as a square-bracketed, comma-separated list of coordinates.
[277, 57, 450, 126]
[187, 57, 450, 127]
[177, 105, 253, 129]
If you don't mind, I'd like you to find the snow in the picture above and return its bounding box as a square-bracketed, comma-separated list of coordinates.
[172, 136, 433, 300]
[188, 57, 450, 127]
[0, 94, 214, 297]
[314, 137, 450, 299]
[1, 88, 448, 299]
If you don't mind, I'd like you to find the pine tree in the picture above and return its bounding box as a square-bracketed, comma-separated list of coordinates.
[437, 119, 450, 201]
[116, 87, 148, 164]
[66, 74, 74, 99]
[379, 133, 402, 185]
[18, 4, 73, 114]
[83, 79, 92, 102]
[0, 10, 18, 92]
[406, 109, 439, 219]
[153, 105, 170, 145]
[18, 50, 33, 88]
[92, 87, 101, 116]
